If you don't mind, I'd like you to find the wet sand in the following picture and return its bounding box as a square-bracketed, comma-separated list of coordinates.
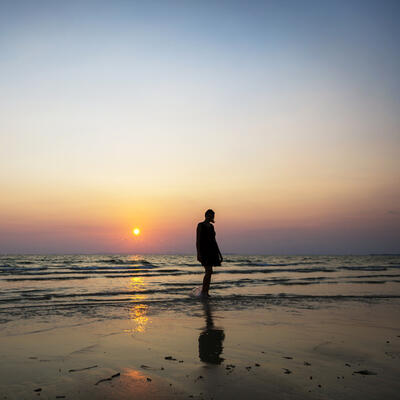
[1, 300, 400, 400]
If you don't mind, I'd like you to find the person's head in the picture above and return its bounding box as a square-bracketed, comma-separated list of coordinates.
[205, 209, 215, 223]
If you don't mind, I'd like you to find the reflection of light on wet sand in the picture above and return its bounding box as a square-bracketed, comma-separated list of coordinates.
[124, 368, 147, 380]
[116, 368, 179, 399]
[127, 303, 149, 333]
[125, 277, 150, 333]
[107, 369, 154, 398]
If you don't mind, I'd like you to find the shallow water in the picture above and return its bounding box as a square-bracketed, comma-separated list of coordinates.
[1, 254, 399, 322]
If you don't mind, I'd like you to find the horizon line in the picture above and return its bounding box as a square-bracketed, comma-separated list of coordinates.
[1, 252, 399, 257]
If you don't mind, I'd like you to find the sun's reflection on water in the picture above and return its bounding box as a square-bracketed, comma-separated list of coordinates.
[124, 277, 150, 333]
[129, 276, 145, 291]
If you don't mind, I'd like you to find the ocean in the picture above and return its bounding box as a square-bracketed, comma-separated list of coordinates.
[1, 254, 399, 324]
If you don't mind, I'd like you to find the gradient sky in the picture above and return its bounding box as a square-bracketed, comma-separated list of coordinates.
[1, 0, 399, 254]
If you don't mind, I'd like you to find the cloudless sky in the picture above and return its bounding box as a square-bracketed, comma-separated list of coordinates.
[1, 0, 399, 254]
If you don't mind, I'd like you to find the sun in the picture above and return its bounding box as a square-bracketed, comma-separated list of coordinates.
[133, 228, 141, 236]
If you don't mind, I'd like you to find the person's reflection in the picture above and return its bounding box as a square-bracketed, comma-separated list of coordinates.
[198, 300, 225, 364]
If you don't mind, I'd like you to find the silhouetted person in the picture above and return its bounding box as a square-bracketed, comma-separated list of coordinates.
[198, 300, 225, 364]
[196, 209, 223, 297]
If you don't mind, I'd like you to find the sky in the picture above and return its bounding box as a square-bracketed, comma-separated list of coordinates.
[0, 0, 399, 254]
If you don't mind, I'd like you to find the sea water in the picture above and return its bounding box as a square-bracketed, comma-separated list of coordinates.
[1, 254, 399, 323]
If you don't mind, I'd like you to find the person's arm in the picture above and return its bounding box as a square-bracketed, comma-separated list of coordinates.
[216, 242, 223, 262]
[196, 224, 202, 263]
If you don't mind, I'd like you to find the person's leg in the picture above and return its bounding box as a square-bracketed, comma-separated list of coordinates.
[202, 265, 213, 295]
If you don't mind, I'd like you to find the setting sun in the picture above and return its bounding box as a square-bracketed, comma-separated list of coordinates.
[133, 228, 141, 236]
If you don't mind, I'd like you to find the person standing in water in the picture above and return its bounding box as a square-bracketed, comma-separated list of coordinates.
[196, 209, 223, 297]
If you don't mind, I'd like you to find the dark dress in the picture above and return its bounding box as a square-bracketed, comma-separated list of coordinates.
[197, 222, 222, 267]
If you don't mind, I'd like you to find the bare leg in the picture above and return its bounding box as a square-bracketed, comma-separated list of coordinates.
[202, 265, 213, 295]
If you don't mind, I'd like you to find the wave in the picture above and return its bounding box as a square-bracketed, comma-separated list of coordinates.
[2, 266, 398, 281]
[339, 266, 389, 271]
[1, 278, 396, 306]
[235, 261, 325, 267]
[347, 274, 400, 279]
[68, 265, 156, 271]
[0, 266, 49, 273]
[2, 293, 399, 319]
[4, 276, 92, 281]
[96, 258, 155, 266]
[222, 258, 253, 263]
